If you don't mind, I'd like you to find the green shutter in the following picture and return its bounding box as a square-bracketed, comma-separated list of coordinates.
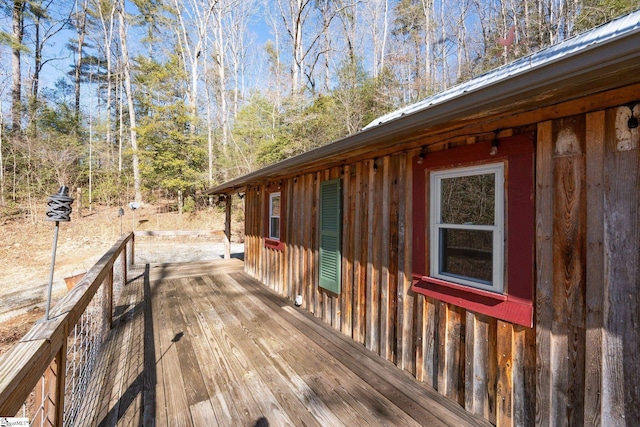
[319, 178, 342, 294]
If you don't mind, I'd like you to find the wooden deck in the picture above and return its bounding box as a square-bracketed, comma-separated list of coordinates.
[77, 259, 491, 427]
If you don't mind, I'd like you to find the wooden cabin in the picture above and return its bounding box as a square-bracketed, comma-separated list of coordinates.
[208, 12, 640, 427]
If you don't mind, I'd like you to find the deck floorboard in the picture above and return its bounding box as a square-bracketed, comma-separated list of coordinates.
[84, 259, 490, 427]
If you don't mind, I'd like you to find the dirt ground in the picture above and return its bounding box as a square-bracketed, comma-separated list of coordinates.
[0, 202, 244, 356]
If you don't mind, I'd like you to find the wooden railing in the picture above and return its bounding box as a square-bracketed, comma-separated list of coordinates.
[0, 230, 229, 424]
[0, 233, 134, 423]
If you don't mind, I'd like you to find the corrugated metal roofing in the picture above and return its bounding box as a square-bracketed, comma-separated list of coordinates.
[363, 10, 640, 130]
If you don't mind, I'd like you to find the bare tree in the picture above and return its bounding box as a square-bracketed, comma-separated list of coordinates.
[117, 0, 141, 203]
[264, 11, 285, 100]
[72, 0, 88, 123]
[273, 0, 340, 94]
[274, 0, 307, 93]
[0, 102, 4, 206]
[11, 0, 25, 134]
[212, 1, 228, 156]
[24, 0, 71, 135]
[225, 0, 255, 119]
[317, 0, 335, 94]
[419, 0, 434, 90]
[204, 0, 255, 182]
[91, 0, 117, 166]
[203, 45, 215, 187]
[363, 0, 389, 79]
[171, 0, 218, 125]
[331, 0, 361, 92]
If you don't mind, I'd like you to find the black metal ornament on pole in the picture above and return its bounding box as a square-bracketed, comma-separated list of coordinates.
[44, 186, 73, 321]
[118, 207, 125, 235]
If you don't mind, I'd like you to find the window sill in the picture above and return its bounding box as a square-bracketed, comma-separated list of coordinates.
[411, 275, 533, 327]
[265, 238, 285, 251]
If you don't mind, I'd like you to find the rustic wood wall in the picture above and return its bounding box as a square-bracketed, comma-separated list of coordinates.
[536, 106, 640, 426]
[242, 102, 640, 426]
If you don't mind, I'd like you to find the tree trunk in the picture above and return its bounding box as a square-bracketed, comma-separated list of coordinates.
[30, 13, 41, 136]
[292, 2, 303, 93]
[275, 0, 307, 94]
[97, 0, 116, 159]
[214, 7, 228, 163]
[172, 0, 217, 135]
[118, 0, 142, 203]
[0, 104, 4, 207]
[74, 0, 88, 125]
[439, 0, 448, 88]
[421, 0, 433, 91]
[11, 0, 25, 134]
[367, 0, 388, 79]
[202, 33, 215, 190]
[118, 75, 124, 174]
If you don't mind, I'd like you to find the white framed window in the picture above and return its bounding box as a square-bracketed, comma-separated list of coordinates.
[269, 192, 281, 240]
[430, 163, 504, 293]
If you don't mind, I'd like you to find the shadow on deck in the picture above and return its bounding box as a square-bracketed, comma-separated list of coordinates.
[78, 258, 490, 427]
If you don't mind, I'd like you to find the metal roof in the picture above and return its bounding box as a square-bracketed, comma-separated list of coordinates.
[363, 11, 640, 129]
[207, 10, 640, 195]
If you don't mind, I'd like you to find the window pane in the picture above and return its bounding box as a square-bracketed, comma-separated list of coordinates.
[440, 228, 493, 283]
[270, 218, 280, 240]
[271, 194, 281, 216]
[441, 173, 495, 225]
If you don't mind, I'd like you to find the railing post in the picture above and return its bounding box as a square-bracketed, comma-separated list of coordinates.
[104, 268, 113, 330]
[122, 243, 128, 286]
[224, 194, 232, 259]
[34, 337, 67, 426]
[130, 233, 135, 266]
[54, 338, 67, 426]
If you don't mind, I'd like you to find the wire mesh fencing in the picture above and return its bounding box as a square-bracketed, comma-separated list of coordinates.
[12, 243, 130, 426]
[62, 281, 106, 426]
[63, 249, 128, 426]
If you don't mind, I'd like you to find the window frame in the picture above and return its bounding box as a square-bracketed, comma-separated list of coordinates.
[264, 184, 285, 251]
[411, 133, 535, 327]
[430, 163, 505, 292]
[269, 192, 281, 240]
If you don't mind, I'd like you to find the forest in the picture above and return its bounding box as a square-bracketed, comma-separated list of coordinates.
[0, 0, 636, 217]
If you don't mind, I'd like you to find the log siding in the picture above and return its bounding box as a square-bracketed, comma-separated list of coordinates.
[240, 97, 640, 426]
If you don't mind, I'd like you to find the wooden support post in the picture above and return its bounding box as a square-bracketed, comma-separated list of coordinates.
[129, 234, 135, 266]
[224, 194, 232, 259]
[122, 244, 128, 286]
[53, 338, 67, 426]
[34, 338, 67, 427]
[104, 268, 114, 330]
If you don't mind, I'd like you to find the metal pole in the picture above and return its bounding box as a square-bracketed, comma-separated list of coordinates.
[45, 221, 60, 320]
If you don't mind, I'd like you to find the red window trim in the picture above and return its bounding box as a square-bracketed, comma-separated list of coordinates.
[411, 133, 535, 327]
[264, 184, 286, 251]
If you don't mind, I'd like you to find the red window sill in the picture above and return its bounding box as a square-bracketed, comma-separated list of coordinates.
[265, 238, 285, 251]
[411, 275, 533, 327]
